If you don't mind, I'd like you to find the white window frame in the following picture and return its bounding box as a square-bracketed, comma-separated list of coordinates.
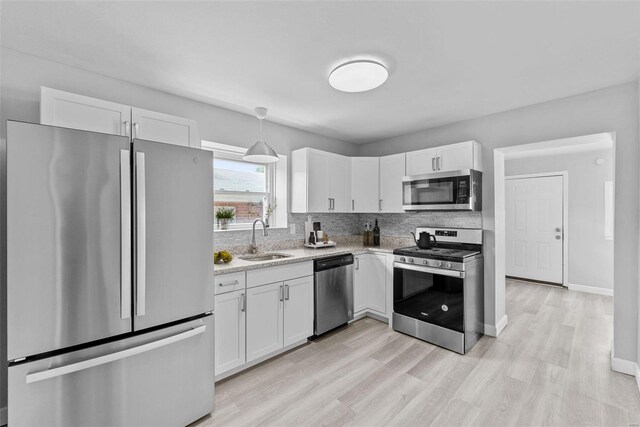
[203, 140, 287, 231]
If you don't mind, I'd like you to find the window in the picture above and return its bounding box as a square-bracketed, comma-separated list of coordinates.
[203, 141, 287, 231]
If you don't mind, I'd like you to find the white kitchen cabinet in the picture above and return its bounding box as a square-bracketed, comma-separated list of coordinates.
[379, 153, 406, 213]
[351, 157, 380, 213]
[131, 107, 199, 147]
[40, 87, 130, 136]
[246, 282, 283, 362]
[354, 253, 387, 316]
[405, 147, 439, 176]
[306, 149, 331, 212]
[332, 154, 351, 212]
[354, 256, 367, 314]
[291, 148, 351, 213]
[214, 289, 246, 376]
[405, 141, 482, 175]
[283, 276, 314, 346]
[40, 87, 200, 148]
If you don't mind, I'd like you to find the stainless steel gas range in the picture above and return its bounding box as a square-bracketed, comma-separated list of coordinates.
[392, 227, 484, 354]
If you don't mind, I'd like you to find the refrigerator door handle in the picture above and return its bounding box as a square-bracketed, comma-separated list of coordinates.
[120, 149, 131, 320]
[136, 151, 146, 317]
[25, 325, 207, 384]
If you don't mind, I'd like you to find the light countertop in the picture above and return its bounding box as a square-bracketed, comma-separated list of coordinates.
[214, 244, 399, 274]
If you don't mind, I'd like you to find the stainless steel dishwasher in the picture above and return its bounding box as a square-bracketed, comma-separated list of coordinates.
[314, 254, 354, 336]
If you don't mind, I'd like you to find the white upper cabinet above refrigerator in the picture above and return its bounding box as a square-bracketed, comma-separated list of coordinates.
[40, 87, 200, 147]
[351, 157, 380, 213]
[405, 141, 482, 175]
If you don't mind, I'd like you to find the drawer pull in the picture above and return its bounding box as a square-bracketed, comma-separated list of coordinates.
[218, 280, 239, 287]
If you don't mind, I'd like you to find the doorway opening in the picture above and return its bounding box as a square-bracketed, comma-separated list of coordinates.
[493, 132, 616, 336]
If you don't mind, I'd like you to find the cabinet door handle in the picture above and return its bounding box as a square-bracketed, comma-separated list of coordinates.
[331, 198, 335, 211]
[328, 198, 331, 211]
[285, 285, 290, 300]
[133, 122, 140, 139]
[432, 157, 436, 171]
[240, 293, 246, 312]
[355, 258, 360, 270]
[379, 199, 383, 211]
[123, 121, 131, 139]
[218, 280, 239, 287]
[352, 199, 355, 211]
[279, 285, 284, 301]
[436, 157, 440, 171]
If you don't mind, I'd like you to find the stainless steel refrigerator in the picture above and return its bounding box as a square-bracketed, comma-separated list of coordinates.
[5, 121, 214, 426]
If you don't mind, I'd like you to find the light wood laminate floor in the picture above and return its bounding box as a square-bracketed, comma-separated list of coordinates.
[192, 279, 640, 426]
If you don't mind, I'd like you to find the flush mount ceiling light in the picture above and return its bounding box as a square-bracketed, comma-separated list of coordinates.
[243, 107, 279, 163]
[329, 60, 388, 93]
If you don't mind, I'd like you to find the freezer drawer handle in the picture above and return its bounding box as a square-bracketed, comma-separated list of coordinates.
[136, 152, 146, 316]
[120, 149, 132, 320]
[25, 325, 207, 384]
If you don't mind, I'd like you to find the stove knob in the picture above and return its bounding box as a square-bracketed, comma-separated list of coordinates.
[399, 257, 406, 262]
[447, 262, 453, 269]
[423, 260, 428, 265]
[408, 258, 414, 264]
[435, 261, 442, 267]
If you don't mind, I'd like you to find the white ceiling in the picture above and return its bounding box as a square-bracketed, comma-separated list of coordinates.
[2, 1, 639, 144]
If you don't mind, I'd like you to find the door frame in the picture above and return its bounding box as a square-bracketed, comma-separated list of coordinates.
[505, 171, 569, 287]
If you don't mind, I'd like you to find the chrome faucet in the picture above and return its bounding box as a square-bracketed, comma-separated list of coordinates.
[249, 218, 268, 254]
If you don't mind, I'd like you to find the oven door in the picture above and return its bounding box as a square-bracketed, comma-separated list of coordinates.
[393, 263, 465, 332]
[402, 170, 481, 211]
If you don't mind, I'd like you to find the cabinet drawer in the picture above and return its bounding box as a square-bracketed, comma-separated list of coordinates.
[246, 262, 313, 289]
[214, 271, 246, 295]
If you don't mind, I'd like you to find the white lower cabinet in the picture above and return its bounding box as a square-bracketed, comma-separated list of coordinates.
[283, 276, 315, 346]
[246, 275, 314, 363]
[354, 253, 388, 317]
[214, 290, 246, 376]
[246, 282, 284, 362]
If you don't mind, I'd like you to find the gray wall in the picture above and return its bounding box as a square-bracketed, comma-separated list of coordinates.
[359, 82, 639, 365]
[0, 47, 360, 416]
[505, 149, 614, 290]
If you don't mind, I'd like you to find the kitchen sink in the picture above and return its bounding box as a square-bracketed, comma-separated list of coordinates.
[238, 253, 293, 261]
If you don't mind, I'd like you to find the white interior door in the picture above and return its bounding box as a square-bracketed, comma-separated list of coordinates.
[506, 175, 564, 284]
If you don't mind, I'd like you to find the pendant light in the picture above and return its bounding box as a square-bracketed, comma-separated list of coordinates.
[243, 107, 279, 163]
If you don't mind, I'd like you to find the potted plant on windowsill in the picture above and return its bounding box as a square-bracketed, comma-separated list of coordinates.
[215, 207, 235, 230]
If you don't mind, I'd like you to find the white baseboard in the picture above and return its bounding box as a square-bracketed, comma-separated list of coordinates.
[484, 314, 508, 337]
[1, 406, 6, 426]
[610, 349, 637, 376]
[568, 283, 613, 296]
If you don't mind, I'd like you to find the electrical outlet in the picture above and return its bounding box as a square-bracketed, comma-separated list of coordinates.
[289, 224, 296, 234]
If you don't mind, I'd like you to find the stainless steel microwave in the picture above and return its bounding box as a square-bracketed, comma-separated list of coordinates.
[402, 169, 482, 211]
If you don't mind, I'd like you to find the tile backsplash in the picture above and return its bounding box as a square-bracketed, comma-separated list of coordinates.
[214, 211, 482, 252]
[358, 211, 483, 237]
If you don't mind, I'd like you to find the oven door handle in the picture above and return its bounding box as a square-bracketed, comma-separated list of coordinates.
[394, 262, 465, 278]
